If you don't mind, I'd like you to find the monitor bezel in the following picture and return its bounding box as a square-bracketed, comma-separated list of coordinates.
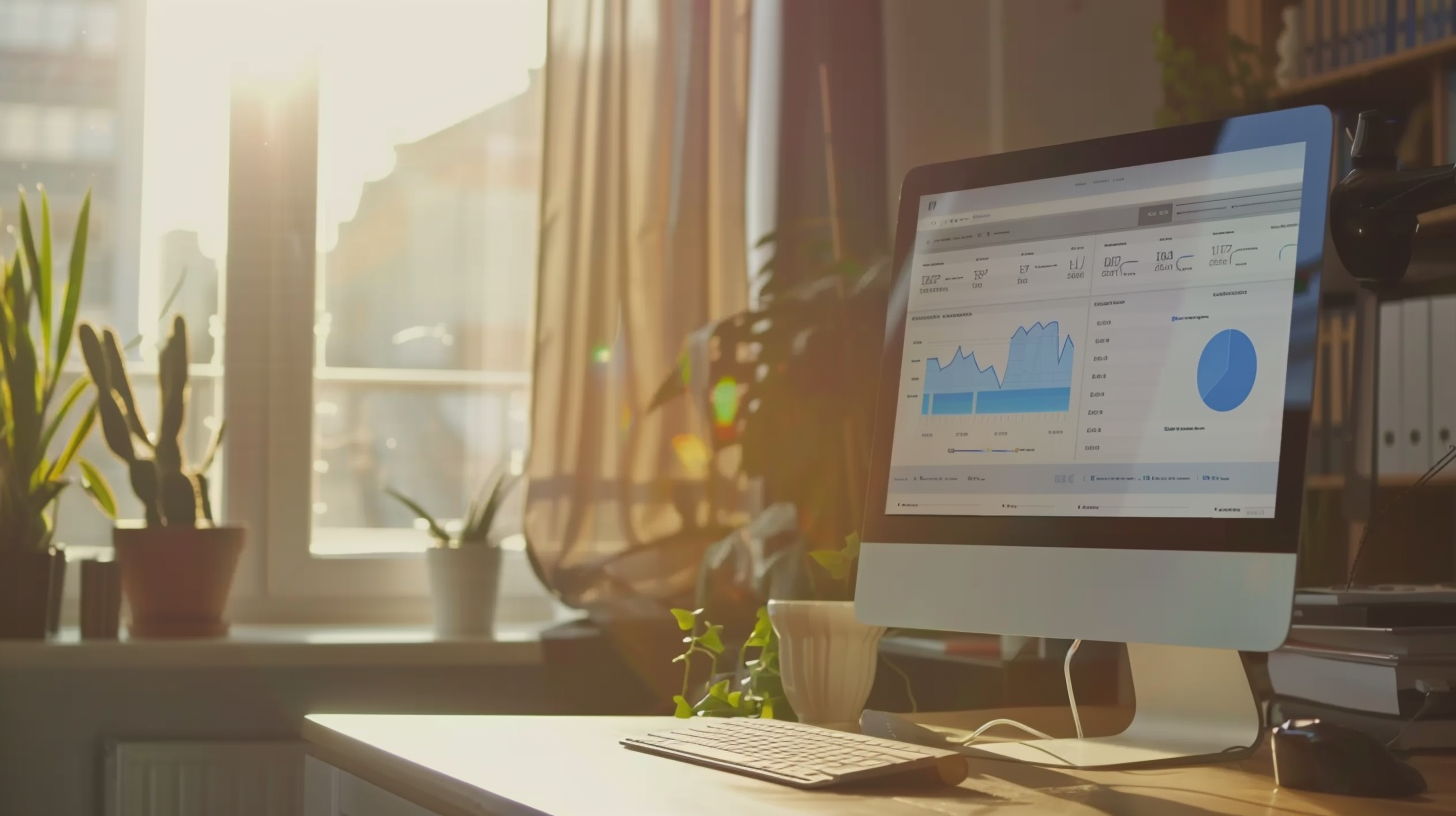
[862, 106, 1333, 555]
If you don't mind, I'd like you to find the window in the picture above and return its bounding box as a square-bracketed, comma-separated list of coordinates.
[25, 0, 550, 623]
[252, 0, 547, 612]
[40, 106, 79, 161]
[81, 1, 119, 54]
[1, 103, 40, 157]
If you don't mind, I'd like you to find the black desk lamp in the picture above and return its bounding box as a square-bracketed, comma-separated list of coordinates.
[1330, 110, 1456, 556]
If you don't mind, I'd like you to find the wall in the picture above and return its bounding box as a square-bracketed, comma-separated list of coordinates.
[882, 0, 1163, 219]
[0, 661, 558, 815]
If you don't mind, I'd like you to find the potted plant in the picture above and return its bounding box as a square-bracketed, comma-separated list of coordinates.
[78, 316, 241, 638]
[0, 189, 101, 638]
[386, 465, 520, 638]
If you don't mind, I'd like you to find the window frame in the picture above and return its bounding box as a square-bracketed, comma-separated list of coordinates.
[218, 55, 550, 625]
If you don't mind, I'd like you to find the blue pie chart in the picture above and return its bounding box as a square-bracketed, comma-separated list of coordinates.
[1197, 329, 1257, 412]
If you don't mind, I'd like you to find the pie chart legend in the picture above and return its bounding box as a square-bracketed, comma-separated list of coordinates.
[1197, 329, 1257, 412]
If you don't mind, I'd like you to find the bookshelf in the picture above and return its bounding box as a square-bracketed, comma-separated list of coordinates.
[1196, 0, 1456, 584]
[1272, 32, 1456, 107]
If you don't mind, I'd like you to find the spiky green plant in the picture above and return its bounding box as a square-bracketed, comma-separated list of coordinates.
[0, 187, 100, 551]
[385, 463, 521, 548]
[78, 315, 222, 526]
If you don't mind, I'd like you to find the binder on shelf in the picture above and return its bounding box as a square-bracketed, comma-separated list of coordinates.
[1378, 301, 1404, 476]
[1431, 296, 1456, 462]
[1387, 0, 1401, 53]
[1310, 0, 1322, 76]
[1401, 298, 1431, 473]
[1324, 0, 1337, 68]
[1338, 0, 1351, 64]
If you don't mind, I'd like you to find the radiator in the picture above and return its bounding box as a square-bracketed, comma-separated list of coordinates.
[104, 741, 304, 816]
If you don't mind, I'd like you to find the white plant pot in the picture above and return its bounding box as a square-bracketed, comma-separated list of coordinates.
[426, 545, 502, 638]
[767, 599, 886, 728]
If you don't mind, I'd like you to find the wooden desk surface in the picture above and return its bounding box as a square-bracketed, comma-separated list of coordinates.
[303, 707, 1456, 816]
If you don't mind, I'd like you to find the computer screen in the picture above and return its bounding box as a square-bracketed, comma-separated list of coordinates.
[886, 143, 1307, 521]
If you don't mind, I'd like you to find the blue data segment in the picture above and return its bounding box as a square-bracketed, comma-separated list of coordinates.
[922, 322, 1075, 415]
[1197, 329, 1258, 412]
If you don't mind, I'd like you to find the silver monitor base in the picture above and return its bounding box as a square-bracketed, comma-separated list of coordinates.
[966, 643, 1262, 768]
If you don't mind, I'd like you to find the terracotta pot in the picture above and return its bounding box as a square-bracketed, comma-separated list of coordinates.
[113, 526, 245, 638]
[0, 548, 60, 639]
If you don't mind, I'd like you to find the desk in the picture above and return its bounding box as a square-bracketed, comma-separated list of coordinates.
[302, 708, 1456, 815]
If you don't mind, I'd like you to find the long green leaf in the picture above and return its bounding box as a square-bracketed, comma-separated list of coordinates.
[384, 487, 451, 545]
[77, 457, 117, 520]
[15, 191, 44, 344]
[48, 403, 96, 480]
[52, 190, 89, 388]
[37, 187, 52, 380]
[36, 374, 89, 466]
[6, 266, 41, 474]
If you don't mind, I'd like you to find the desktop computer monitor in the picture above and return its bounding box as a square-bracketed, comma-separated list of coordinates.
[856, 107, 1333, 767]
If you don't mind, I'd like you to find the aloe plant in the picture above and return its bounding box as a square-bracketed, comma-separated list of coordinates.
[386, 463, 520, 548]
[0, 187, 100, 551]
[78, 315, 222, 526]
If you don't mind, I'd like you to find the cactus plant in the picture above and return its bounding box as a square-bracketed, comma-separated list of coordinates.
[78, 315, 222, 526]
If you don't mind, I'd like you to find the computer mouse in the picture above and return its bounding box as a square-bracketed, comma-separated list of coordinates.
[1272, 719, 1427, 798]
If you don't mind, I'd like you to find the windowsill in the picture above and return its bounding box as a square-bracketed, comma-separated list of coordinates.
[0, 619, 573, 670]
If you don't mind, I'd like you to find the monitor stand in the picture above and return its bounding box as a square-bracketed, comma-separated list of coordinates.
[965, 642, 1262, 768]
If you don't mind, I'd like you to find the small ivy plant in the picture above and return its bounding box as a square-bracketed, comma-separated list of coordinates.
[668, 531, 919, 718]
[670, 606, 790, 719]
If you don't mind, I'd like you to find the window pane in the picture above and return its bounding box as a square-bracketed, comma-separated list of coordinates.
[311, 0, 544, 553]
[47, 0, 229, 555]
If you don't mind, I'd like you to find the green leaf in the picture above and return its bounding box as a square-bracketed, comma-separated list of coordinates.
[809, 549, 851, 581]
[78, 457, 117, 520]
[672, 695, 692, 718]
[52, 191, 89, 386]
[707, 679, 732, 703]
[37, 188, 53, 378]
[16, 190, 47, 372]
[670, 608, 698, 631]
[745, 607, 774, 648]
[384, 487, 451, 544]
[727, 691, 742, 708]
[36, 374, 89, 466]
[48, 402, 95, 479]
[761, 699, 775, 720]
[698, 624, 725, 654]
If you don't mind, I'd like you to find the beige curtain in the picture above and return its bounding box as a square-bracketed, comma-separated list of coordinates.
[526, 0, 751, 611]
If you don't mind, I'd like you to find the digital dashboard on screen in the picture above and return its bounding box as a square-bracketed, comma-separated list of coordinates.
[885, 143, 1306, 520]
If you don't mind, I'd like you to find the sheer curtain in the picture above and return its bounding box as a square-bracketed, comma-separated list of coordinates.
[525, 0, 752, 611]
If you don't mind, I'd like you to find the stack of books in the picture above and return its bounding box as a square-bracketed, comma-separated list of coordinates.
[1270, 588, 1456, 749]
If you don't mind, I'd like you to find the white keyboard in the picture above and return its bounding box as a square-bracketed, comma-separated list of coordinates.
[622, 717, 965, 789]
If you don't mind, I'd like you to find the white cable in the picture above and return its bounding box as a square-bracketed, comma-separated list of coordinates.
[949, 718, 1056, 745]
[953, 638, 1085, 746]
[1065, 638, 1084, 740]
